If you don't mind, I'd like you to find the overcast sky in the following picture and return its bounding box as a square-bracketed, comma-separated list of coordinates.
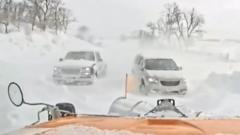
[65, 0, 240, 39]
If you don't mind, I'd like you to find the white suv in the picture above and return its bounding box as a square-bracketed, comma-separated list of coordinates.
[132, 54, 187, 95]
[53, 50, 107, 85]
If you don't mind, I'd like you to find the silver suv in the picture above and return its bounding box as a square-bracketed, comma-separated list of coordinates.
[53, 50, 107, 85]
[132, 54, 187, 95]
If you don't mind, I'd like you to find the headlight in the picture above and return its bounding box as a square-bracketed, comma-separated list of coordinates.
[147, 77, 159, 83]
[83, 67, 93, 74]
[182, 79, 187, 84]
[53, 67, 61, 74]
[85, 67, 91, 71]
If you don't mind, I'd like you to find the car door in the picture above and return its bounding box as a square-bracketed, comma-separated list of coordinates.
[95, 51, 106, 76]
[134, 56, 144, 83]
[132, 55, 140, 74]
[132, 55, 142, 75]
[138, 57, 146, 81]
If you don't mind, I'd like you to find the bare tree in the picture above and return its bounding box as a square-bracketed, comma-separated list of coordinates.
[0, 0, 13, 33]
[11, 1, 27, 30]
[37, 0, 51, 31]
[171, 3, 184, 40]
[151, 3, 205, 41]
[0, 0, 75, 34]
[146, 22, 157, 37]
[50, 0, 63, 34]
[183, 8, 204, 38]
[59, 8, 75, 33]
[156, 3, 179, 40]
[25, 0, 42, 31]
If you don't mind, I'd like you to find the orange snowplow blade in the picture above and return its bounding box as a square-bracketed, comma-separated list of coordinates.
[33, 116, 240, 135]
[126, 74, 138, 92]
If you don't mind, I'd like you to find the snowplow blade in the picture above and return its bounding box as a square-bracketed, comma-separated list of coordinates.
[126, 74, 138, 93]
[24, 116, 240, 135]
[108, 97, 153, 116]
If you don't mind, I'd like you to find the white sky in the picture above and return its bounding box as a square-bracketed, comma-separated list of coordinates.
[65, 0, 240, 39]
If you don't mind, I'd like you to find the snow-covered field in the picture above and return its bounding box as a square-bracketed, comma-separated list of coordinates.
[1, 32, 240, 134]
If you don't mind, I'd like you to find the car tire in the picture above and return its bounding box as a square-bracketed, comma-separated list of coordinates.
[54, 80, 62, 85]
[95, 72, 99, 78]
[87, 81, 93, 85]
[178, 90, 187, 95]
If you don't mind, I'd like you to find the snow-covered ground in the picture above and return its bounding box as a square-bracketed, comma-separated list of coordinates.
[1, 32, 240, 134]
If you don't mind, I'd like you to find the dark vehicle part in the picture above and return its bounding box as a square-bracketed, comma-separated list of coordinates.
[157, 99, 175, 106]
[144, 99, 187, 117]
[8, 82, 24, 107]
[8, 82, 77, 125]
[8, 82, 53, 107]
[56, 103, 76, 117]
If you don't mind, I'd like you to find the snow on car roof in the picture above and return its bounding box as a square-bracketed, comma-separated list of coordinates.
[66, 46, 104, 54]
[138, 50, 175, 59]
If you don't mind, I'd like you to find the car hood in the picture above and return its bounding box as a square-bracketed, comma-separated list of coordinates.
[146, 70, 184, 80]
[55, 60, 95, 68]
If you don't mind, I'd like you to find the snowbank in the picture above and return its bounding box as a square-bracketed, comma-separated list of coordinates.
[0, 32, 108, 134]
[0, 32, 101, 64]
[189, 40, 240, 62]
[192, 72, 240, 115]
[2, 32, 240, 134]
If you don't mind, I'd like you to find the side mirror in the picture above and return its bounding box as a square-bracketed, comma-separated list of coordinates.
[178, 66, 183, 70]
[98, 58, 103, 62]
[140, 62, 145, 71]
[7, 82, 75, 124]
[8, 82, 52, 107]
[140, 65, 145, 71]
[59, 58, 63, 62]
[8, 82, 24, 107]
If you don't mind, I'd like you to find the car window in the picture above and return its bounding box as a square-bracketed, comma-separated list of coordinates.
[65, 51, 95, 61]
[134, 55, 141, 64]
[137, 56, 143, 66]
[96, 52, 102, 61]
[145, 59, 178, 70]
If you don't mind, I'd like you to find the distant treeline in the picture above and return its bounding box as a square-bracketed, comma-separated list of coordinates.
[0, 0, 75, 34]
[139, 3, 205, 41]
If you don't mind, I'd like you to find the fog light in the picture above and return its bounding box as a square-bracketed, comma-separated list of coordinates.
[147, 77, 159, 83]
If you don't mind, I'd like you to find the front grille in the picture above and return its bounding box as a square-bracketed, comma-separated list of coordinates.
[61, 68, 80, 74]
[161, 81, 180, 86]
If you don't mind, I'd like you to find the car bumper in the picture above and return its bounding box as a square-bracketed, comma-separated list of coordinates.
[53, 74, 94, 84]
[147, 81, 187, 93]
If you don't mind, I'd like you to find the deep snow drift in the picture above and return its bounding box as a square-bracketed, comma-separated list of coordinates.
[1, 32, 240, 134]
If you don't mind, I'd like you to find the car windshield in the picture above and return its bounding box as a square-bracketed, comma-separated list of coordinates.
[145, 59, 179, 70]
[65, 51, 95, 61]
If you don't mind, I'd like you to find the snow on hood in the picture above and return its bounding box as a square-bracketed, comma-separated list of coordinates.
[55, 59, 95, 68]
[146, 70, 184, 80]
